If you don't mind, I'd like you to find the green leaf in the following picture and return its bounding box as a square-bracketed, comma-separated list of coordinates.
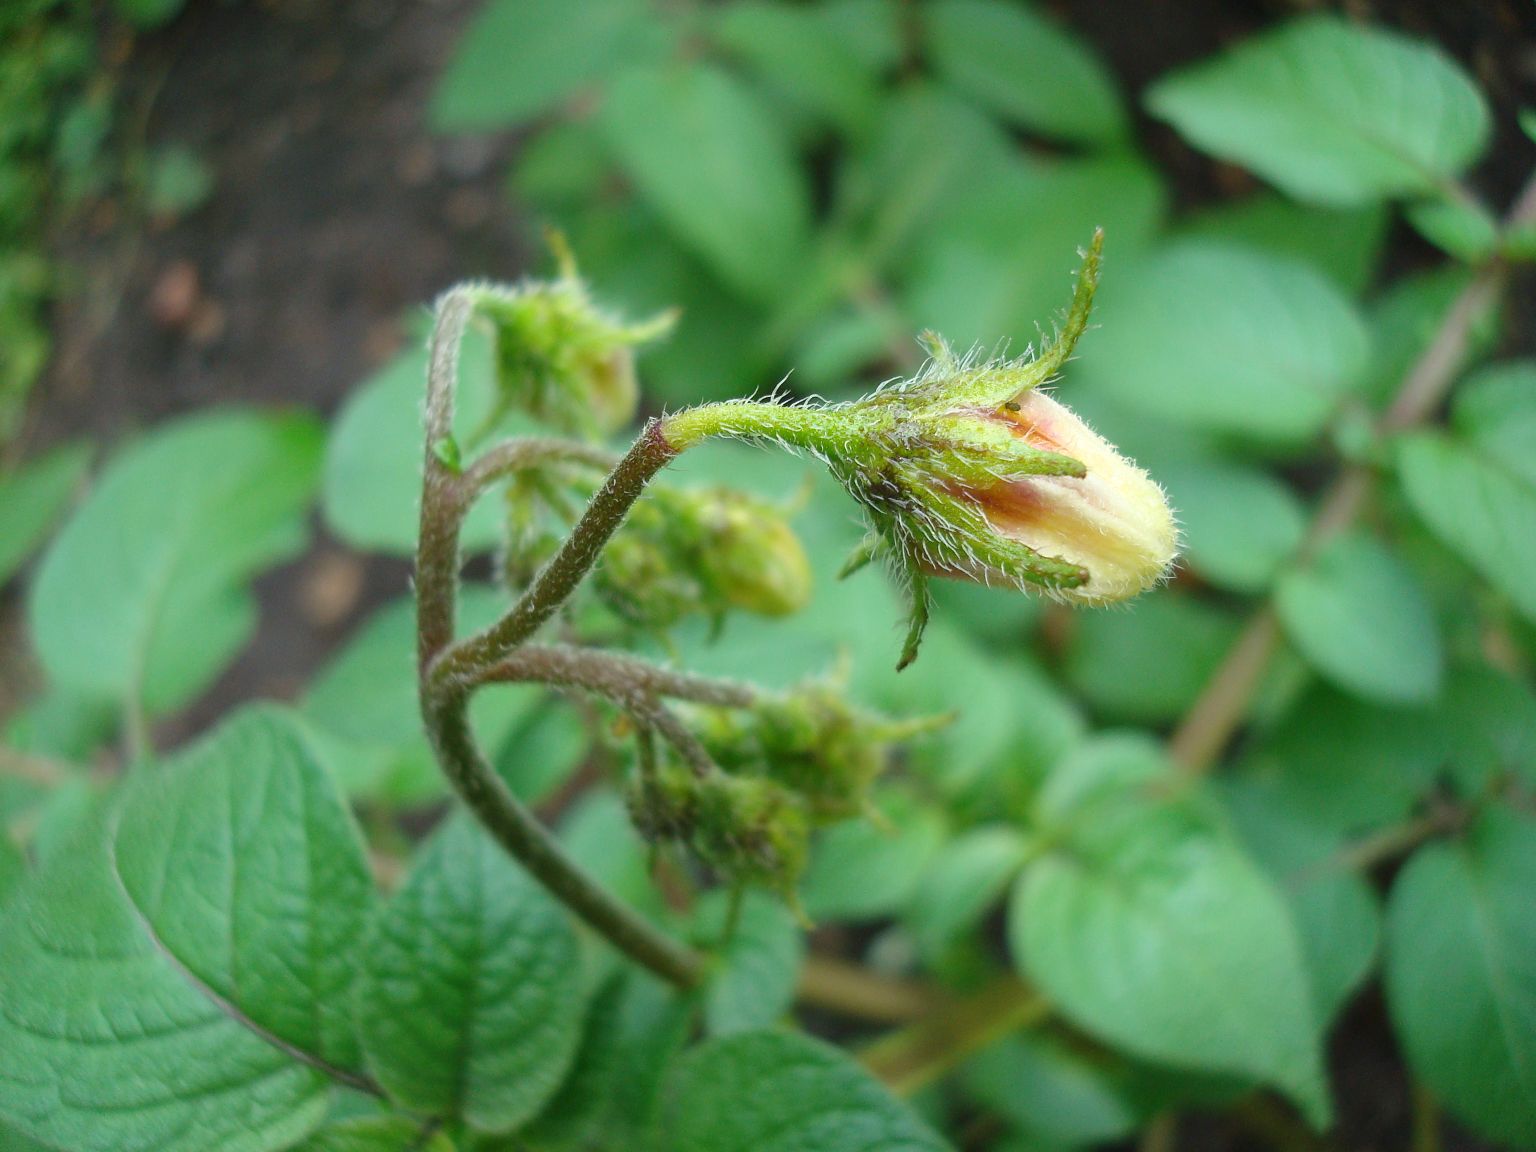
[923, 0, 1125, 145]
[1062, 591, 1242, 723]
[962, 1032, 1140, 1147]
[114, 0, 185, 28]
[0, 809, 330, 1152]
[1436, 662, 1536, 793]
[1012, 737, 1329, 1124]
[599, 63, 812, 302]
[1221, 779, 1381, 1027]
[695, 890, 804, 1036]
[905, 825, 1029, 962]
[1178, 195, 1388, 295]
[29, 409, 321, 716]
[432, 0, 665, 129]
[1385, 805, 1536, 1147]
[709, 2, 884, 136]
[114, 706, 377, 1072]
[1406, 196, 1501, 262]
[558, 791, 668, 923]
[1397, 436, 1536, 627]
[519, 971, 692, 1151]
[1147, 15, 1491, 205]
[1451, 361, 1536, 488]
[1276, 532, 1443, 703]
[322, 330, 510, 554]
[901, 154, 1165, 354]
[0, 441, 90, 585]
[1157, 457, 1306, 593]
[1077, 242, 1369, 441]
[354, 814, 585, 1131]
[800, 789, 947, 921]
[1238, 684, 1444, 835]
[291, 1116, 454, 1152]
[656, 1030, 951, 1151]
[0, 834, 25, 909]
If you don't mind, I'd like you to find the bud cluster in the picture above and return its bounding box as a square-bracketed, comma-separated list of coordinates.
[505, 476, 813, 635]
[626, 680, 947, 899]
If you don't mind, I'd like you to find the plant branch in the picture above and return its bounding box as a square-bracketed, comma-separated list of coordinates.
[423, 685, 704, 988]
[1169, 169, 1536, 776]
[456, 438, 618, 507]
[860, 976, 1051, 1095]
[430, 419, 679, 688]
[797, 953, 940, 1023]
[475, 644, 757, 709]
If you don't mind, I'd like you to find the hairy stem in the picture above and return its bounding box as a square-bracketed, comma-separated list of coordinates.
[423, 687, 704, 987]
[1169, 169, 1536, 776]
[476, 644, 757, 709]
[430, 420, 678, 688]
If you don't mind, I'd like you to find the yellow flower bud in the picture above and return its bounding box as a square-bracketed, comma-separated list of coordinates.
[934, 389, 1177, 605]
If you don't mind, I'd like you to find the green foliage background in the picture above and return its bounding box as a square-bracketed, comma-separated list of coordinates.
[3, 3, 1536, 1151]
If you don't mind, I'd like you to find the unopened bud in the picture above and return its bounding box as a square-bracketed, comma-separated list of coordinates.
[472, 240, 674, 437]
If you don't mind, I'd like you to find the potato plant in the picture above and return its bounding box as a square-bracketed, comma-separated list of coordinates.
[2, 4, 1535, 1151]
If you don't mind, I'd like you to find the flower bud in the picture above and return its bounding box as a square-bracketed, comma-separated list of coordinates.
[822, 233, 1177, 665]
[627, 763, 809, 897]
[472, 239, 674, 437]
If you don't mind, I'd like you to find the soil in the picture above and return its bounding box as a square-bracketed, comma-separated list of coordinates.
[6, 0, 1535, 1148]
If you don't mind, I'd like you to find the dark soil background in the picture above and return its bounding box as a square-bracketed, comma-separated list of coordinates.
[6, 0, 1535, 1148]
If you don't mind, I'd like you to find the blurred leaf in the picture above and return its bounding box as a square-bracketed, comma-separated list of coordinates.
[901, 154, 1165, 353]
[512, 119, 614, 212]
[432, 0, 665, 129]
[800, 788, 947, 921]
[1013, 736, 1329, 1124]
[560, 205, 763, 406]
[114, 0, 185, 29]
[355, 814, 585, 1131]
[1178, 195, 1387, 295]
[0, 440, 89, 585]
[710, 2, 884, 136]
[1221, 778, 1381, 1027]
[1406, 196, 1501, 262]
[600, 62, 811, 302]
[0, 833, 25, 909]
[0, 812, 328, 1152]
[1436, 662, 1536, 793]
[963, 1032, 1141, 1147]
[144, 144, 213, 218]
[519, 971, 692, 1151]
[1398, 363, 1536, 625]
[29, 409, 321, 716]
[694, 889, 804, 1035]
[115, 707, 377, 1072]
[1078, 242, 1368, 442]
[905, 825, 1029, 961]
[1360, 267, 1498, 407]
[1147, 15, 1490, 205]
[821, 0, 903, 72]
[1063, 592, 1242, 723]
[1238, 684, 1444, 835]
[493, 700, 589, 805]
[322, 329, 510, 554]
[1276, 532, 1442, 703]
[923, 0, 1125, 145]
[656, 1030, 951, 1151]
[291, 1117, 453, 1152]
[1385, 805, 1536, 1147]
[1158, 456, 1306, 592]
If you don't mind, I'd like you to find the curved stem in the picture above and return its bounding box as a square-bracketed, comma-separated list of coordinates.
[430, 420, 678, 689]
[424, 686, 704, 988]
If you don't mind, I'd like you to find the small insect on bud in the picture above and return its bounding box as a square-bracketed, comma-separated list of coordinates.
[472, 235, 675, 437]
